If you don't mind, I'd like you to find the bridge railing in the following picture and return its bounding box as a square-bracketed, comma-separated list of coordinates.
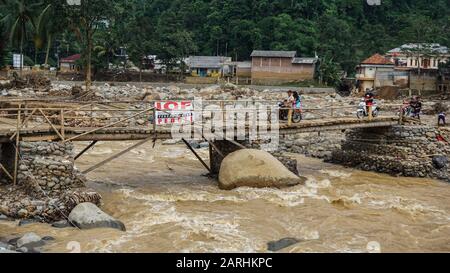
[0, 100, 406, 142]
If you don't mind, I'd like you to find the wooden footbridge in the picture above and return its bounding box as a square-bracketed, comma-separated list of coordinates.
[0, 98, 402, 183]
[0, 99, 401, 143]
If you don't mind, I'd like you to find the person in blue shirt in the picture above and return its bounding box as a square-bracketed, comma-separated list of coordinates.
[293, 91, 302, 110]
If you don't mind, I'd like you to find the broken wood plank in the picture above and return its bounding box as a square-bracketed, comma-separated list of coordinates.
[82, 136, 153, 174]
[74, 140, 98, 160]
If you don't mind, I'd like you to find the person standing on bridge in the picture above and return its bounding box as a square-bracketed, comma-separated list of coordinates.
[438, 112, 446, 126]
[293, 91, 302, 110]
[410, 96, 422, 120]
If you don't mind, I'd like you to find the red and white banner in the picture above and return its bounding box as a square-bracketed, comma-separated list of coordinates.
[154, 101, 194, 125]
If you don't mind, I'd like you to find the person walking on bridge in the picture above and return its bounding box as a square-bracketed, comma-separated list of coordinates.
[410, 96, 422, 120]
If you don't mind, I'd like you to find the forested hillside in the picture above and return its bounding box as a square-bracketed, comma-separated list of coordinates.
[1, 0, 449, 75]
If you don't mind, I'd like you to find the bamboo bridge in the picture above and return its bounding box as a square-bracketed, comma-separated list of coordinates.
[0, 99, 402, 183]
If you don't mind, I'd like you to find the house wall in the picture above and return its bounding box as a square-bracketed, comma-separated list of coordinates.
[59, 62, 79, 72]
[251, 57, 315, 85]
[236, 67, 251, 78]
[390, 55, 449, 69]
[410, 72, 437, 91]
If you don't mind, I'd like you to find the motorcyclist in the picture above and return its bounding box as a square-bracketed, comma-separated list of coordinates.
[279, 90, 294, 120]
[409, 96, 422, 119]
[364, 88, 375, 114]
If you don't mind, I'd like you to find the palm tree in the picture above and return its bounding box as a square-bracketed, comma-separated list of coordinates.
[33, 3, 51, 67]
[0, 0, 42, 76]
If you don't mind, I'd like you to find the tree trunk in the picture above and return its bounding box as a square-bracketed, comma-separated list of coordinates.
[20, 33, 23, 77]
[85, 33, 92, 91]
[44, 34, 52, 67]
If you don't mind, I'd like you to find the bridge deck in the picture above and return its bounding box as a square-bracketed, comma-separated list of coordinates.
[0, 116, 400, 143]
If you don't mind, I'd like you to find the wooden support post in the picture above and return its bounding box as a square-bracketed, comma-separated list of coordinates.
[83, 137, 153, 174]
[0, 163, 13, 181]
[202, 136, 224, 158]
[368, 105, 373, 121]
[38, 108, 65, 141]
[9, 108, 37, 140]
[63, 107, 154, 143]
[60, 109, 65, 138]
[399, 106, 404, 125]
[224, 137, 246, 149]
[287, 108, 293, 127]
[13, 105, 21, 186]
[152, 107, 157, 148]
[182, 138, 211, 172]
[74, 140, 98, 160]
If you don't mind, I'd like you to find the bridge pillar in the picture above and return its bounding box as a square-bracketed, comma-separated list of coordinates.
[0, 143, 15, 183]
[209, 140, 246, 175]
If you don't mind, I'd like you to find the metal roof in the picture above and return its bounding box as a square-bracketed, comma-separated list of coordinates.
[250, 50, 296, 58]
[388, 43, 449, 55]
[187, 56, 231, 69]
[292, 57, 318, 64]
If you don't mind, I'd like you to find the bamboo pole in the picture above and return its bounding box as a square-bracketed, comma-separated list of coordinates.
[82, 137, 153, 174]
[9, 108, 37, 140]
[13, 105, 21, 186]
[182, 138, 211, 172]
[62, 107, 154, 143]
[60, 109, 65, 138]
[0, 163, 13, 181]
[287, 109, 293, 127]
[38, 108, 65, 141]
[74, 140, 98, 160]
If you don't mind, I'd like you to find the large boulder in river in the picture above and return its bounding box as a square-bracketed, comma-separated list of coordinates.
[68, 202, 126, 231]
[218, 149, 303, 190]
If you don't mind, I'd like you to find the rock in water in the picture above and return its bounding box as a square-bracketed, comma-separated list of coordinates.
[267, 238, 300, 252]
[218, 149, 304, 190]
[68, 202, 126, 231]
[432, 155, 448, 169]
[16, 232, 44, 248]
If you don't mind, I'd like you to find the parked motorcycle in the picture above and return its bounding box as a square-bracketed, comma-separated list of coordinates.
[356, 98, 379, 119]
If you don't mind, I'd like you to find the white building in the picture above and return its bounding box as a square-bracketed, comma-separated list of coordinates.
[385, 43, 449, 70]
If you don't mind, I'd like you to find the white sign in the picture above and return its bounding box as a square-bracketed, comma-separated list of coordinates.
[155, 101, 194, 125]
[13, 54, 23, 69]
[66, 0, 81, 5]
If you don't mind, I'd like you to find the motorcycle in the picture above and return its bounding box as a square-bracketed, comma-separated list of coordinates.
[278, 101, 303, 123]
[356, 99, 379, 119]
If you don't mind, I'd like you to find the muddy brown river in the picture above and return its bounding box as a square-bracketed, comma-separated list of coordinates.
[1, 141, 449, 253]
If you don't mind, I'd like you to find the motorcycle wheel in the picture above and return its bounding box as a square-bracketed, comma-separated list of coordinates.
[292, 112, 302, 123]
[356, 111, 363, 119]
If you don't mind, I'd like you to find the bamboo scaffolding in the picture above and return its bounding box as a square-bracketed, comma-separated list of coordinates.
[0, 163, 13, 181]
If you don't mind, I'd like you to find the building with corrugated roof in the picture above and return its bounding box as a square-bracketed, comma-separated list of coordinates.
[186, 56, 232, 78]
[250, 50, 318, 85]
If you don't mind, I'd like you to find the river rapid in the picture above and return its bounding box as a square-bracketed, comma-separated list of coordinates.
[0, 141, 449, 253]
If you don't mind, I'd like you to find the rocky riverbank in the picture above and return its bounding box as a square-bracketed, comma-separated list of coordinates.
[0, 142, 101, 221]
[331, 125, 450, 182]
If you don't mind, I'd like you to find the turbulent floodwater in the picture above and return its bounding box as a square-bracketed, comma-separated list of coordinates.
[1, 141, 449, 253]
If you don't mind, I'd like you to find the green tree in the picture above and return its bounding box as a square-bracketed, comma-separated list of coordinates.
[67, 0, 116, 90]
[1, 0, 42, 75]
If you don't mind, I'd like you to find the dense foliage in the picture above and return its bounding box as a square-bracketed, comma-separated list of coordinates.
[0, 0, 449, 77]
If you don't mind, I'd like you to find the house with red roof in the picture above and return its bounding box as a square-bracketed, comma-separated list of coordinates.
[356, 53, 395, 92]
[59, 54, 81, 72]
